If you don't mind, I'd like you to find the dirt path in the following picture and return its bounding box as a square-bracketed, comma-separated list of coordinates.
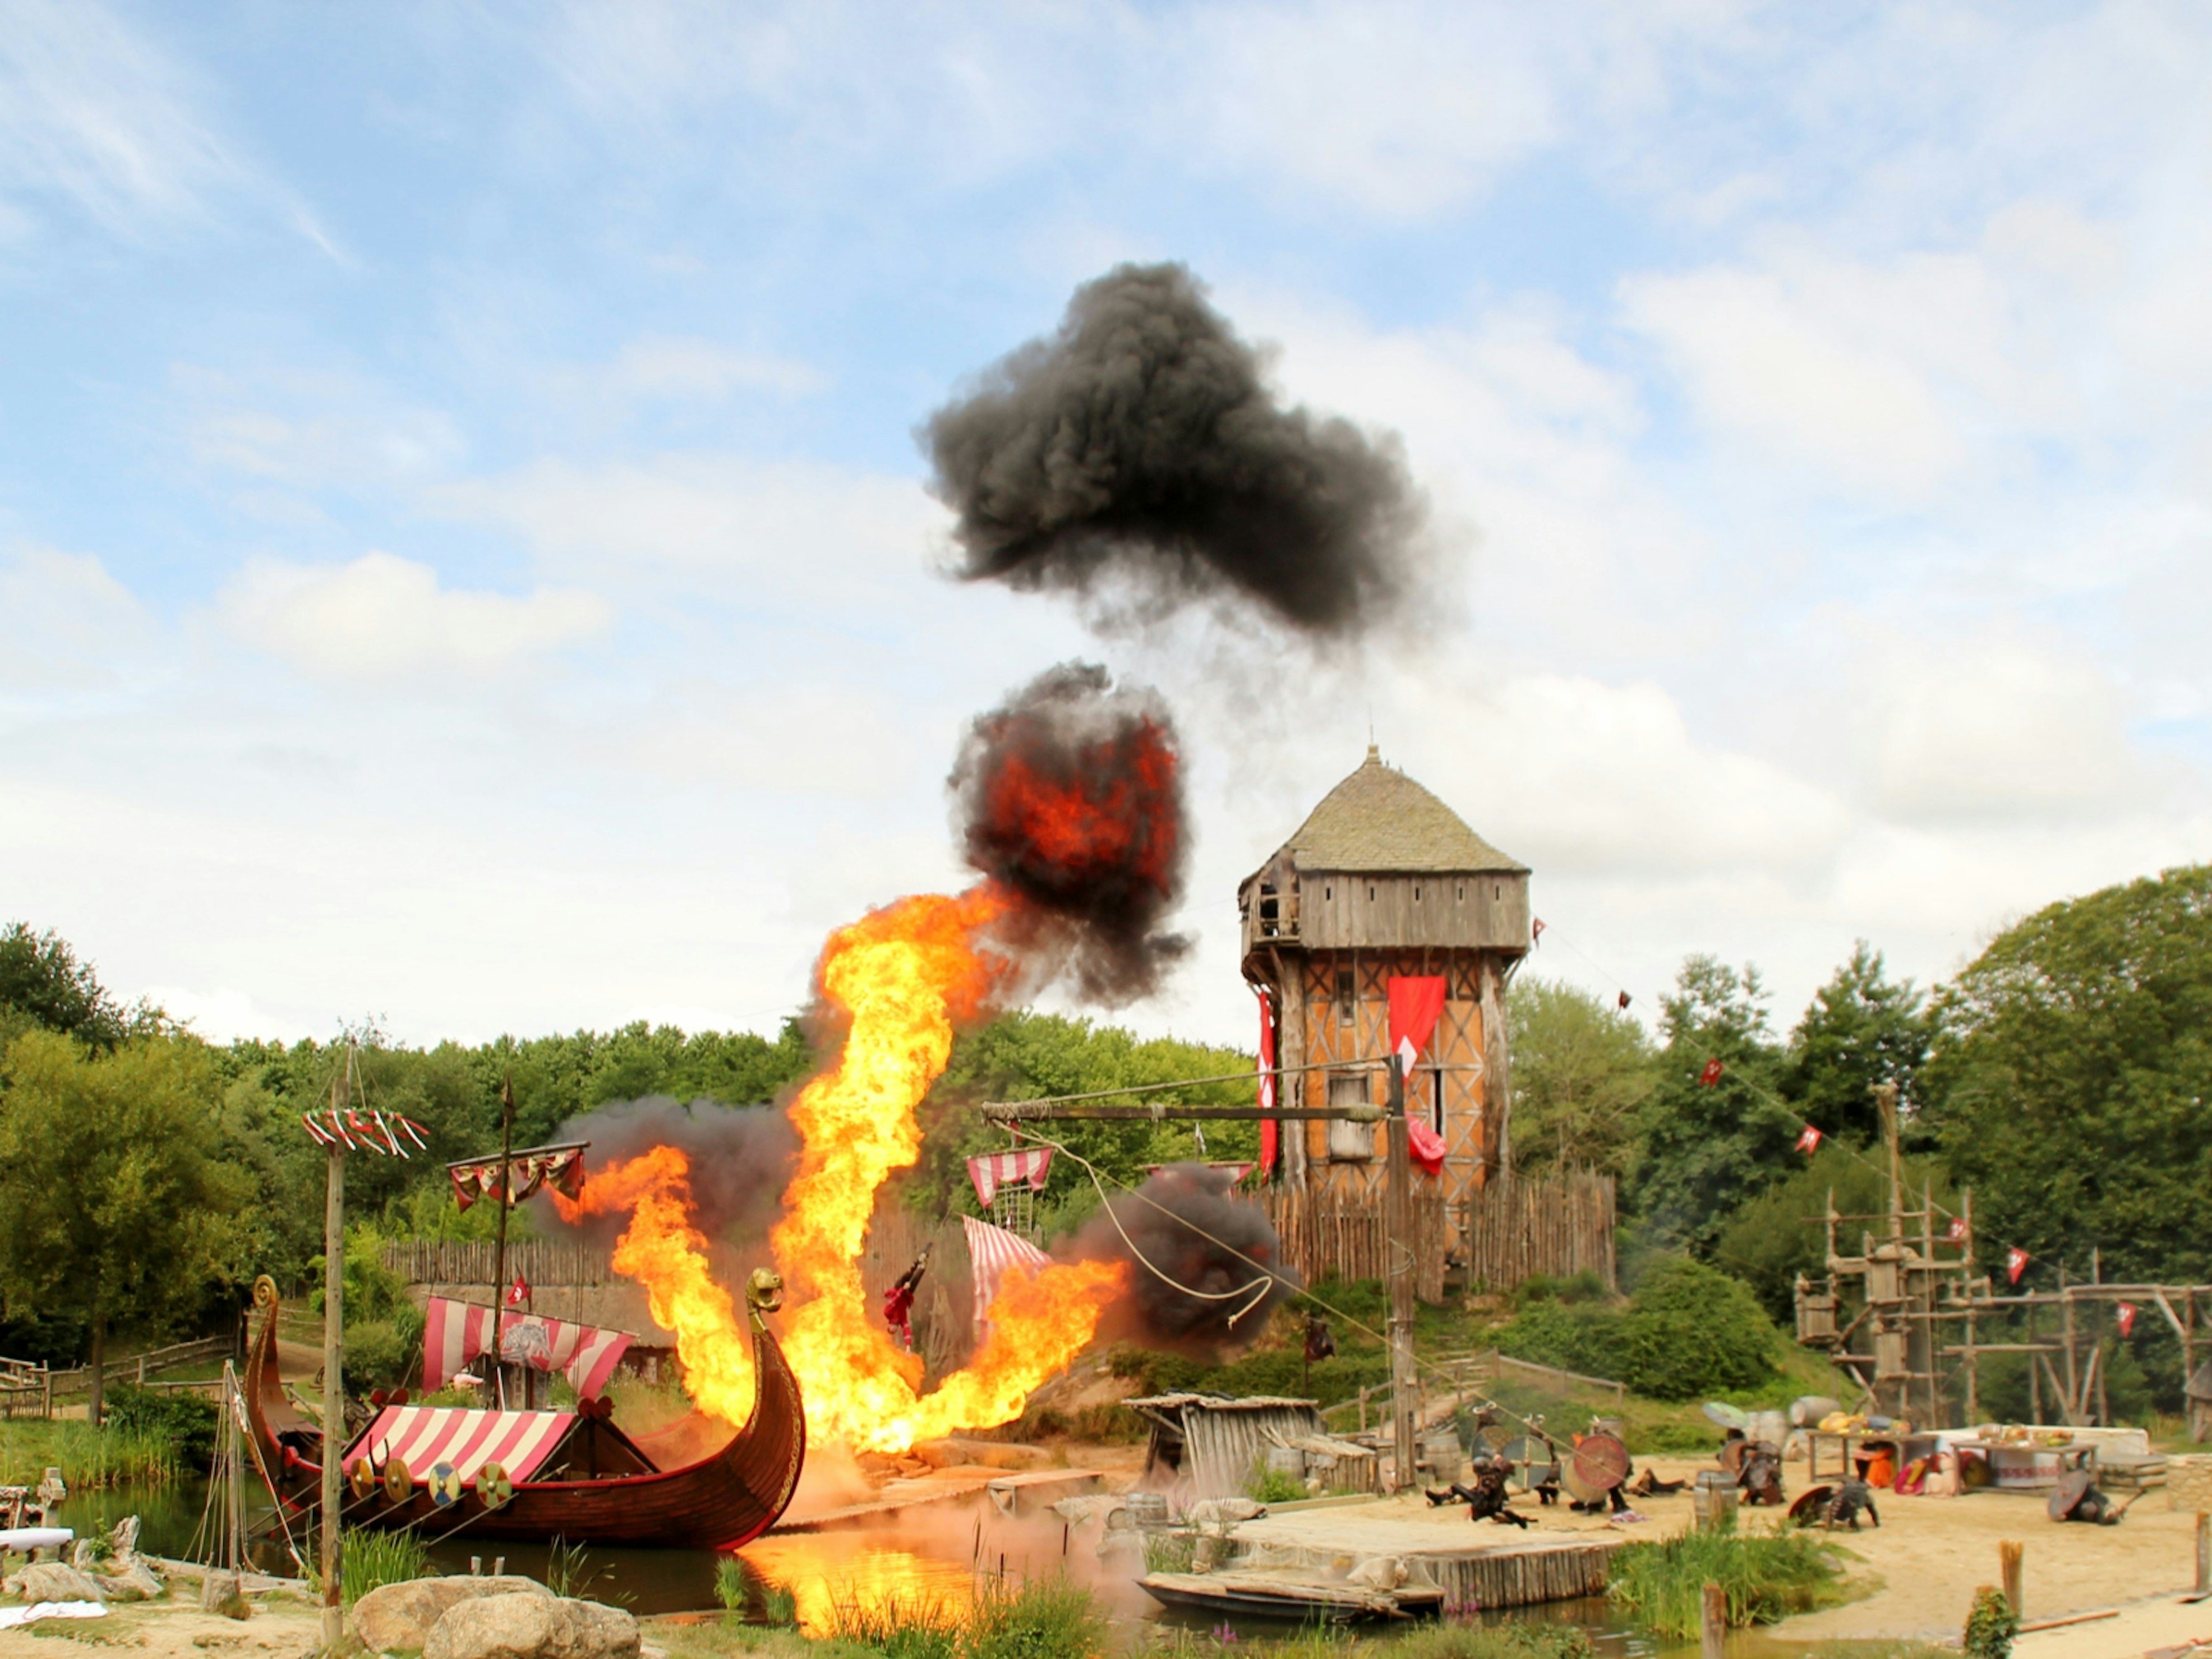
[0, 1593, 320, 1659]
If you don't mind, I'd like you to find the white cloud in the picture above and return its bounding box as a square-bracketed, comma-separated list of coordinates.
[0, 0, 236, 235]
[180, 366, 469, 493]
[144, 984, 312, 1045]
[432, 454, 942, 603]
[0, 544, 153, 696]
[1854, 629, 2150, 824]
[220, 552, 609, 680]
[601, 336, 824, 402]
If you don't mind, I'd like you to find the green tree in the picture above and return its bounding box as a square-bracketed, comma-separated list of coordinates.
[1506, 977, 1656, 1178]
[0, 923, 130, 1050]
[1630, 957, 1794, 1251]
[911, 1011, 1255, 1225]
[0, 1032, 255, 1422]
[1710, 1144, 1955, 1322]
[1785, 942, 1934, 1146]
[1921, 864, 2212, 1287]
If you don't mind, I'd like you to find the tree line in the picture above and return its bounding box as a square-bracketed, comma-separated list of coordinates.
[0, 861, 2205, 1414]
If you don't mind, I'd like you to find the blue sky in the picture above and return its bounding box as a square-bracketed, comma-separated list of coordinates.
[4, 0, 2209, 1048]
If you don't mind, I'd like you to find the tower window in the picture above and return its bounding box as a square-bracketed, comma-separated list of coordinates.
[1457, 884, 1465, 902]
[1368, 885, 1376, 902]
[1413, 885, 1421, 901]
[1335, 967, 1355, 1026]
[1324, 885, 1332, 902]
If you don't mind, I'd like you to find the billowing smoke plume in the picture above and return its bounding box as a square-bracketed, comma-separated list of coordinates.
[952, 662, 1189, 1004]
[1077, 1163, 1298, 1355]
[544, 1096, 796, 1244]
[924, 262, 1423, 637]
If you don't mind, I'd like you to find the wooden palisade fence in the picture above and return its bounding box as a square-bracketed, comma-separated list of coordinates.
[381, 1236, 619, 1288]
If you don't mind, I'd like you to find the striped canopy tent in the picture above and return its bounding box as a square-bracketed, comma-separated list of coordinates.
[344, 1406, 579, 1486]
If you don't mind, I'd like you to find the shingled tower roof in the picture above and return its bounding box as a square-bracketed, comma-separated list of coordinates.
[1274, 746, 1527, 874]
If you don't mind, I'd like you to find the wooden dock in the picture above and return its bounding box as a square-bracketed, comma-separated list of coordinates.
[772, 1467, 1104, 1533]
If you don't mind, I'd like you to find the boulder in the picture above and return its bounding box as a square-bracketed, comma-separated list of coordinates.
[198, 1569, 249, 1619]
[353, 1576, 550, 1654]
[423, 1593, 639, 1659]
[107, 1518, 141, 1562]
[17, 1562, 108, 1604]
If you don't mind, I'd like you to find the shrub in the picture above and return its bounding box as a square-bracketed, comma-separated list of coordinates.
[1494, 1298, 1626, 1381]
[1613, 1258, 1779, 1402]
[1247, 1464, 1306, 1504]
[963, 1577, 1109, 1659]
[1964, 1586, 2017, 1658]
[103, 1383, 217, 1471]
[1392, 1624, 1595, 1659]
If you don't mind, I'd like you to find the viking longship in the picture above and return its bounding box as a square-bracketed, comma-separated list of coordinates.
[241, 1270, 804, 1549]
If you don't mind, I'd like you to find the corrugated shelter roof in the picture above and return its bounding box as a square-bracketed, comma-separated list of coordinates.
[1126, 1393, 1321, 1412]
[1268, 748, 1527, 876]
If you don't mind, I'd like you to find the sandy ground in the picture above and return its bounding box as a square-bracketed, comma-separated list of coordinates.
[0, 1589, 321, 1659]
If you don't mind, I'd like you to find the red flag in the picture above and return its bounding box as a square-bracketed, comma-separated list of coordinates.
[1618, 990, 1632, 1010]
[1255, 987, 1278, 1177]
[2117, 1301, 2138, 1338]
[1698, 1058, 1724, 1087]
[2006, 1247, 2029, 1285]
[506, 1273, 530, 1308]
[1948, 1217, 1969, 1243]
[1796, 1124, 1823, 1154]
[1531, 918, 1546, 944]
[1388, 976, 1448, 1080]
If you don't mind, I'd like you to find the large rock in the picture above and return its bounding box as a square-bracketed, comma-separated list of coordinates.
[423, 1593, 639, 1659]
[353, 1576, 550, 1653]
[16, 1562, 108, 1604]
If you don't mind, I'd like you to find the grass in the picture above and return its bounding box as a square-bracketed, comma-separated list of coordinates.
[823, 1576, 1108, 1659]
[1150, 1623, 1596, 1659]
[1246, 1464, 1308, 1505]
[1607, 1527, 1845, 1639]
[0, 1418, 179, 1488]
[299, 1527, 429, 1606]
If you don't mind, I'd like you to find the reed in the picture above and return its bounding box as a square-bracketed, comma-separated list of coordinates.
[1607, 1527, 1842, 1639]
[339, 1527, 430, 1605]
[826, 1576, 1107, 1659]
[0, 1419, 178, 1490]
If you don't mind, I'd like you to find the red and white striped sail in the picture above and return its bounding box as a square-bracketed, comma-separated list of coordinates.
[344, 1405, 576, 1485]
[961, 1215, 1048, 1344]
[422, 1296, 632, 1399]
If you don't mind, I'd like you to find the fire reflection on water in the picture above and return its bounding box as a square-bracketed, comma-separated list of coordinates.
[735, 1532, 997, 1635]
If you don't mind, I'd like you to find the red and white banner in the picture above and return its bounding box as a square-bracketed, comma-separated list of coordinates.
[421, 1296, 632, 1399]
[505, 1274, 530, 1309]
[967, 1147, 1054, 1209]
[2118, 1301, 2139, 1339]
[1388, 977, 1450, 1176]
[1796, 1125, 1823, 1154]
[962, 1215, 1049, 1345]
[1698, 1058, 1725, 1087]
[1948, 1217, 1970, 1243]
[2006, 1247, 2030, 1285]
[450, 1145, 586, 1213]
[1255, 987, 1278, 1177]
[344, 1405, 575, 1486]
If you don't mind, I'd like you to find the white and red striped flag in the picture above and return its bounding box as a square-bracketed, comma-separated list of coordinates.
[962, 1215, 1048, 1346]
[421, 1297, 631, 1399]
[967, 1147, 1052, 1209]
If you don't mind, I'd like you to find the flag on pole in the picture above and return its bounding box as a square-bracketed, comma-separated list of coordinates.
[966, 1147, 1054, 1209]
[1796, 1125, 1823, 1154]
[1531, 918, 1546, 944]
[506, 1273, 531, 1309]
[2006, 1247, 2029, 1285]
[1255, 986, 1278, 1178]
[1618, 991, 1632, 1010]
[1948, 1217, 1969, 1243]
[1698, 1058, 1724, 1087]
[2117, 1301, 2138, 1338]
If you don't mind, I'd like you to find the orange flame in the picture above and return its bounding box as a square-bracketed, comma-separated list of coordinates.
[560, 885, 1129, 1453]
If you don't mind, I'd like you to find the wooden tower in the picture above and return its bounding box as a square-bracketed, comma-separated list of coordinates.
[1239, 746, 1532, 1222]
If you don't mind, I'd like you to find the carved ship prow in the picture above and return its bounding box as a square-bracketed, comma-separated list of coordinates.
[242, 1271, 804, 1549]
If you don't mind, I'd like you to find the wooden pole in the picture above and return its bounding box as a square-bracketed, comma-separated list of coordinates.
[2000, 1540, 2024, 1622]
[320, 1050, 347, 1653]
[1384, 1054, 1417, 1491]
[225, 1362, 245, 1574]
[490, 1077, 514, 1409]
[1700, 1582, 1726, 1659]
[2194, 1512, 2208, 1599]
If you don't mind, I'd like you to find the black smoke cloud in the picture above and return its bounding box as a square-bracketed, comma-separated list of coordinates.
[952, 662, 1190, 1005]
[1077, 1163, 1298, 1355]
[543, 1096, 796, 1245]
[923, 263, 1425, 638]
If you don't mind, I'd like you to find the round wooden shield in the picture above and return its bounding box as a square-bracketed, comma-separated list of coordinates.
[1787, 1484, 1835, 1526]
[430, 1461, 464, 1509]
[2048, 1469, 2094, 1522]
[1565, 1433, 1629, 1502]
[348, 1459, 378, 1501]
[474, 1460, 514, 1510]
[1498, 1437, 1560, 1493]
[382, 1457, 412, 1505]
